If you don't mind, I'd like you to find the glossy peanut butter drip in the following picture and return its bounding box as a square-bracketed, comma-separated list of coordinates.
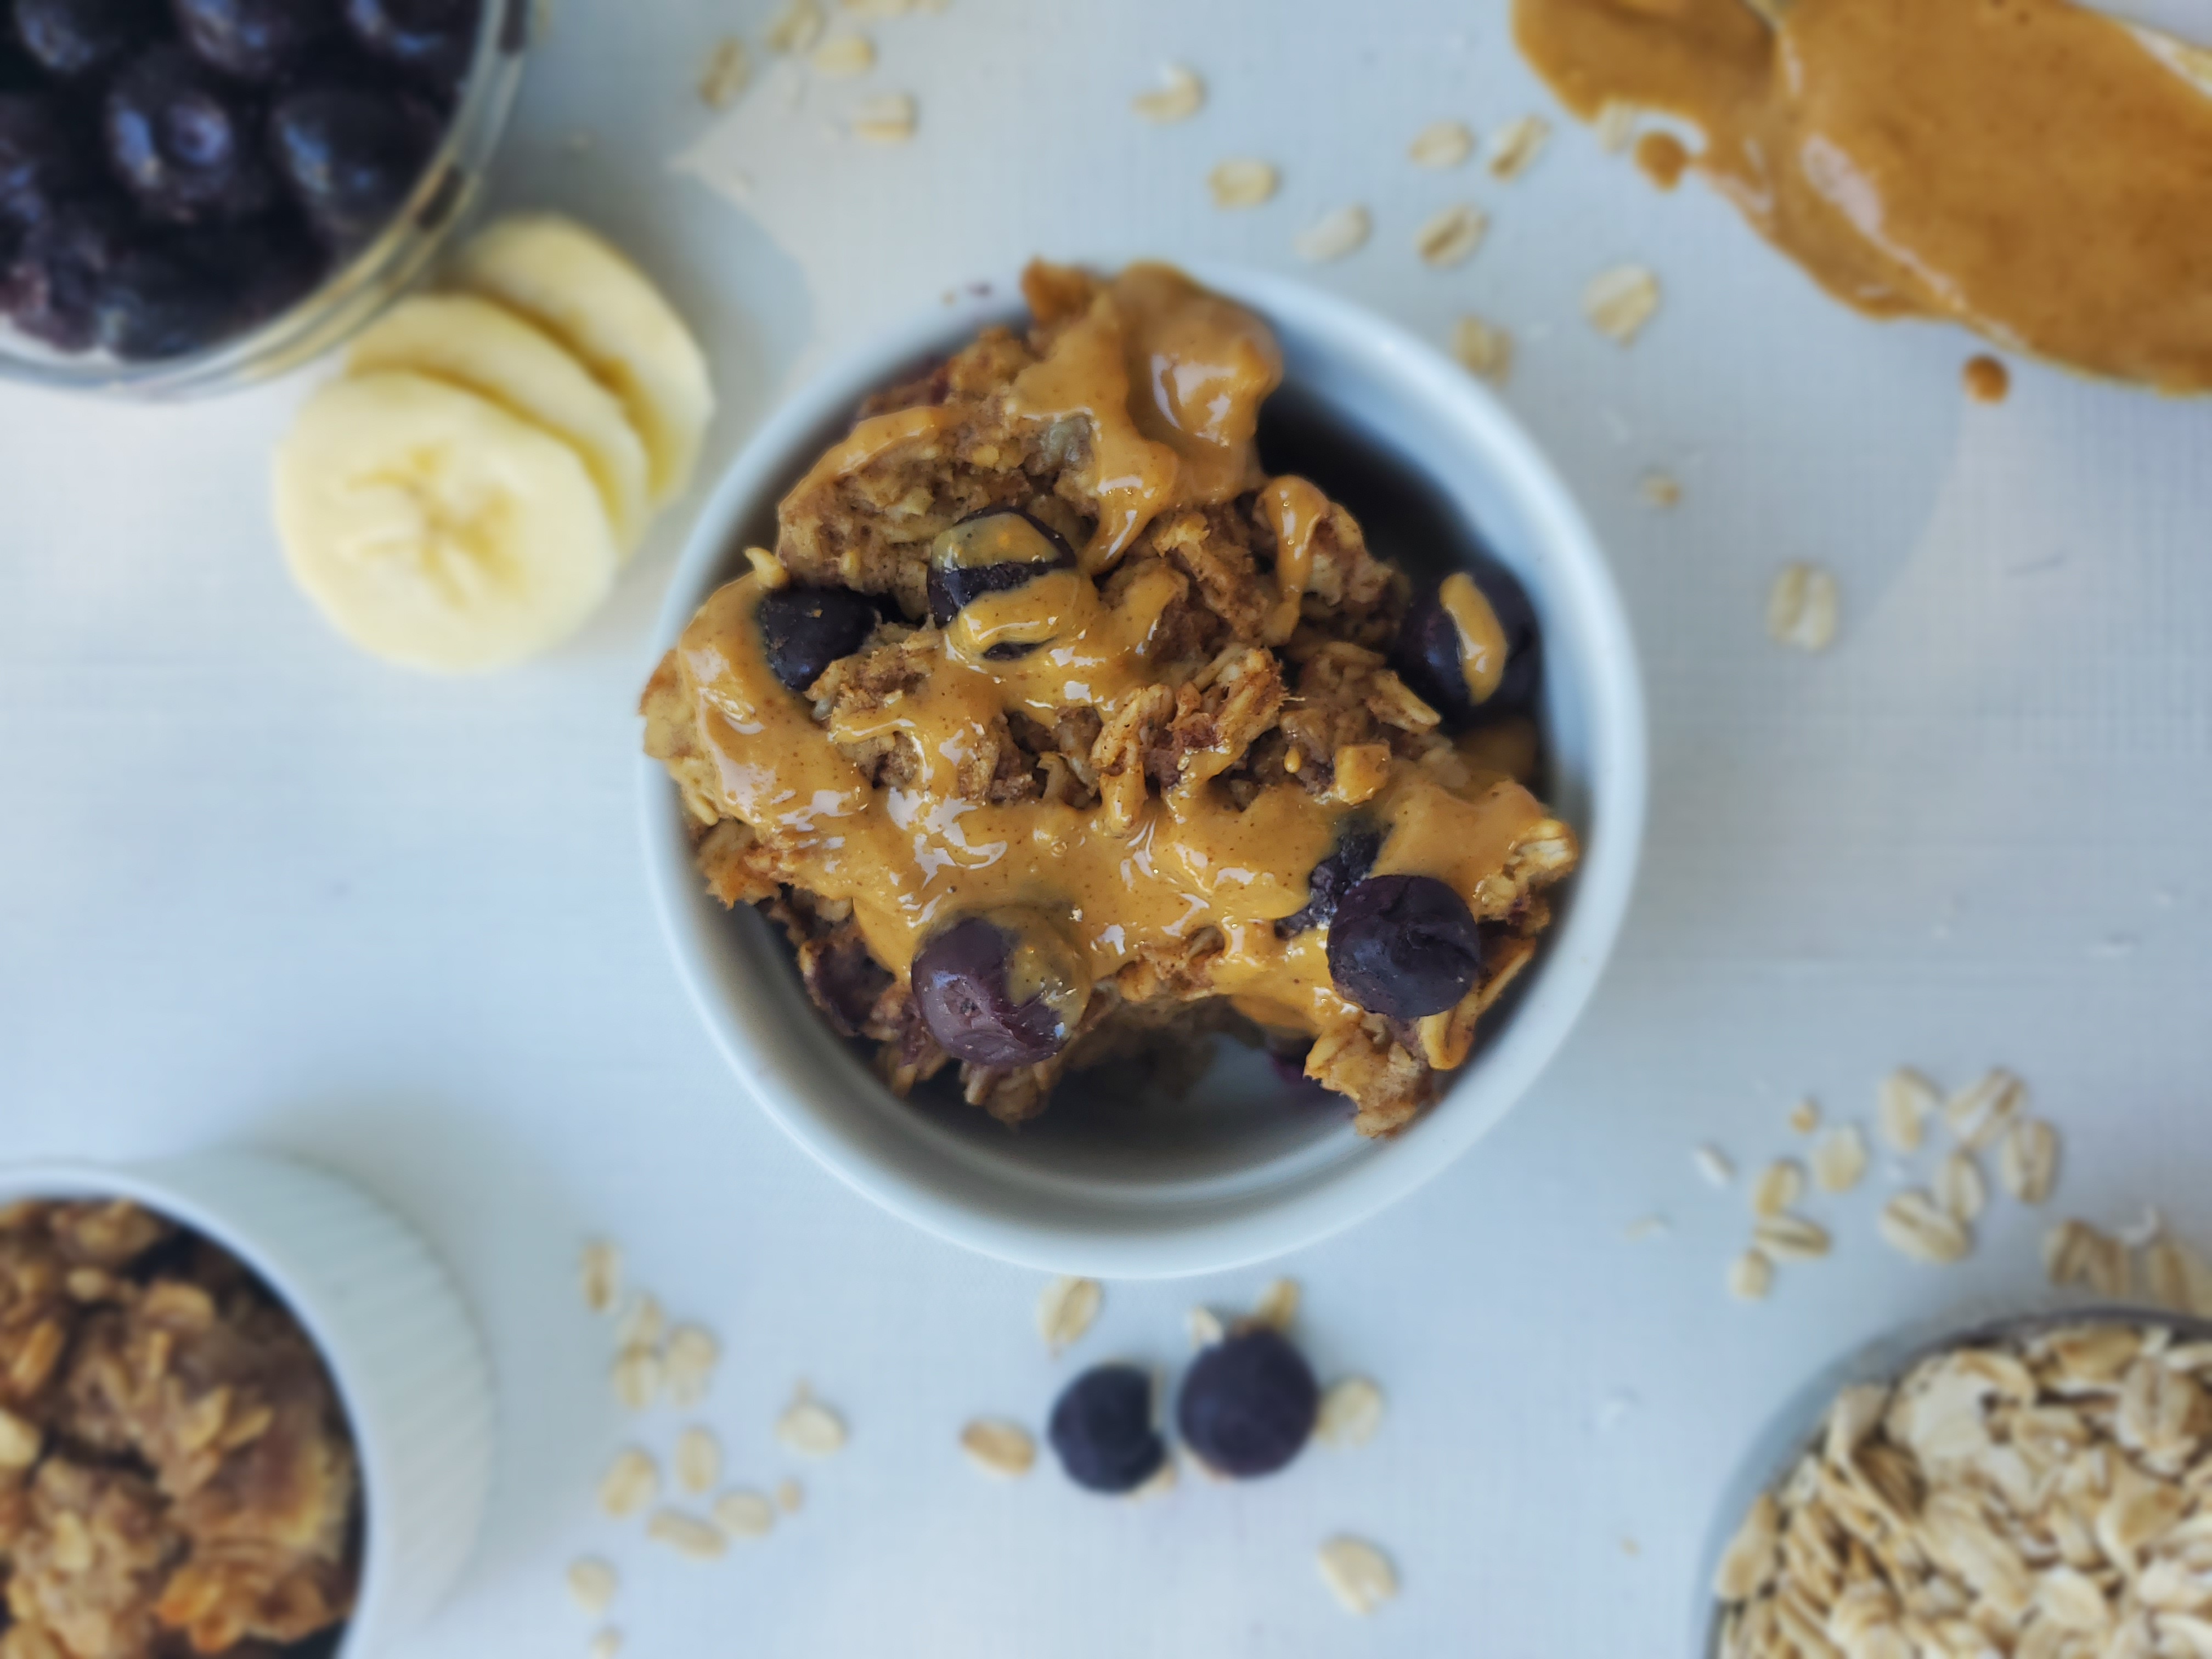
[675, 567, 1553, 1035]
[1514, 0, 2212, 392]
[1010, 262, 1284, 569]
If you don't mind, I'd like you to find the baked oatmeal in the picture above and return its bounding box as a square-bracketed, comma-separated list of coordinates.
[0, 1200, 359, 1659]
[643, 259, 1579, 1137]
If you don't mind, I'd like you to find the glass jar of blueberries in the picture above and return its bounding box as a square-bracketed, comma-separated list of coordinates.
[0, 0, 524, 396]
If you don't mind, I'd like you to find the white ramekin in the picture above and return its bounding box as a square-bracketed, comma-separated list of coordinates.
[0, 1151, 495, 1657]
[639, 263, 1648, 1279]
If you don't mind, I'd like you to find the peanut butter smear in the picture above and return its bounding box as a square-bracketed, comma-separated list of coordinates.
[1513, 0, 2212, 392]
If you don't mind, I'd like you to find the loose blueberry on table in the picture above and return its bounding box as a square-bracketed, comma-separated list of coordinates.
[0, 0, 482, 362]
[1177, 1326, 1319, 1479]
[1048, 1364, 1167, 1494]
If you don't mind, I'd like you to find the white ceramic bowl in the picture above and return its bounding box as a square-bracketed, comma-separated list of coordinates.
[0, 1150, 495, 1658]
[640, 264, 1647, 1278]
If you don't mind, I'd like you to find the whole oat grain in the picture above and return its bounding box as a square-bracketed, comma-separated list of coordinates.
[1409, 120, 1475, 168]
[1131, 64, 1204, 125]
[1317, 1536, 1398, 1615]
[1317, 1378, 1385, 1447]
[959, 1419, 1037, 1477]
[1488, 114, 1551, 178]
[1583, 265, 1660, 344]
[1036, 1277, 1102, 1353]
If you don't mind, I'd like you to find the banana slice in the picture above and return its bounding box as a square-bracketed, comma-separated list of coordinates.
[348, 293, 654, 562]
[450, 215, 714, 507]
[274, 371, 619, 674]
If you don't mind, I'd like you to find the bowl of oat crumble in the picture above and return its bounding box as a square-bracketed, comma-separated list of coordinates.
[639, 258, 1646, 1276]
[0, 1152, 494, 1659]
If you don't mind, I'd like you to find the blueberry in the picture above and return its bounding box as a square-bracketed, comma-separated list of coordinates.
[12, 0, 154, 78]
[341, 0, 478, 83]
[0, 195, 131, 349]
[172, 0, 339, 81]
[106, 47, 278, 224]
[90, 218, 317, 357]
[1047, 1364, 1165, 1495]
[1275, 821, 1381, 939]
[267, 85, 435, 248]
[1176, 1327, 1318, 1480]
[1389, 559, 1541, 729]
[0, 93, 90, 228]
[1326, 873, 1484, 1021]
[755, 584, 877, 696]
[926, 507, 1077, 631]
[910, 912, 1087, 1069]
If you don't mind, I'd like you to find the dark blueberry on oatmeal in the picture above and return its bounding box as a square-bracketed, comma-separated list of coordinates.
[1177, 1326, 1318, 1479]
[172, 0, 339, 81]
[926, 506, 1078, 631]
[12, 0, 153, 78]
[911, 912, 1088, 1069]
[756, 584, 878, 696]
[267, 85, 435, 247]
[341, 0, 478, 83]
[0, 195, 131, 348]
[1048, 1364, 1165, 1495]
[105, 46, 276, 223]
[90, 235, 235, 357]
[0, 93, 90, 227]
[1327, 873, 1485, 1021]
[1390, 559, 1541, 728]
[1276, 822, 1383, 939]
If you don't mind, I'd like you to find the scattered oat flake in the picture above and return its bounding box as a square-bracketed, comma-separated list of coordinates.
[1295, 205, 1370, 263]
[1788, 1097, 1821, 1135]
[597, 1448, 658, 1519]
[811, 33, 873, 75]
[1944, 1068, 2027, 1150]
[579, 1240, 621, 1315]
[1415, 203, 1488, 268]
[589, 1632, 620, 1659]
[611, 1346, 662, 1413]
[1186, 1306, 1226, 1346]
[1131, 64, 1204, 124]
[2140, 1235, 2212, 1318]
[1317, 1536, 1398, 1615]
[567, 1558, 617, 1617]
[1878, 1068, 1939, 1153]
[1036, 1276, 1102, 1352]
[1583, 264, 1660, 345]
[765, 0, 823, 52]
[1316, 1378, 1385, 1448]
[1811, 1125, 1867, 1193]
[1595, 99, 1637, 151]
[776, 1479, 804, 1513]
[1252, 1278, 1300, 1331]
[1488, 114, 1550, 179]
[665, 1324, 719, 1407]
[1449, 315, 1511, 384]
[1765, 562, 1839, 651]
[1999, 1119, 2059, 1204]
[1623, 1213, 1672, 1242]
[1751, 1160, 1804, 1219]
[777, 1391, 848, 1457]
[850, 92, 916, 142]
[674, 1426, 721, 1496]
[1207, 157, 1278, 209]
[1695, 1144, 1736, 1187]
[697, 38, 750, 108]
[960, 1419, 1036, 1477]
[646, 1510, 726, 1561]
[1728, 1250, 1773, 1301]
[1754, 1214, 1831, 1262]
[1409, 120, 1475, 168]
[1880, 1190, 1972, 1264]
[616, 1294, 663, 1352]
[714, 1489, 776, 1538]
[1937, 1150, 1987, 1224]
[2045, 1218, 2130, 1297]
[1638, 470, 1681, 508]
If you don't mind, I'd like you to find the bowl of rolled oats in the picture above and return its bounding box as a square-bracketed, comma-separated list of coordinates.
[1707, 1308, 2212, 1659]
[640, 257, 1645, 1277]
[0, 1152, 494, 1659]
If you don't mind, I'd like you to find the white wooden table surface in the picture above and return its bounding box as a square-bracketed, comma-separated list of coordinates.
[3, 1, 2210, 1654]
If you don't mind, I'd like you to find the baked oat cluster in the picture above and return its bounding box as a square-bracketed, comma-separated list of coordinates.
[0, 1200, 359, 1659]
[644, 258, 1579, 1136]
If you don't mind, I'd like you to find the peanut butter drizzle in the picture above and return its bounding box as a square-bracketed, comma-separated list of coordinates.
[1514, 0, 2212, 392]
[1256, 476, 1330, 646]
[1438, 571, 1510, 705]
[679, 568, 1555, 1035]
[784, 403, 966, 504]
[1011, 263, 1283, 570]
